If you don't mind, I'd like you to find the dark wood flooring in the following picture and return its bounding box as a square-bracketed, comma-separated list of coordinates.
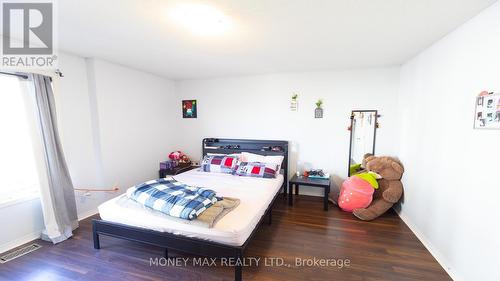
[0, 195, 452, 281]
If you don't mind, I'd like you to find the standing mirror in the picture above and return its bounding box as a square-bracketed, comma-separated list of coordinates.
[348, 110, 378, 176]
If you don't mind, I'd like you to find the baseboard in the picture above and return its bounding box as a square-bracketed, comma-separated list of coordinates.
[78, 208, 99, 221]
[0, 231, 42, 255]
[0, 209, 99, 255]
[396, 210, 462, 281]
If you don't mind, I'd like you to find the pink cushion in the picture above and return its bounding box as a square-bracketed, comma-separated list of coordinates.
[338, 176, 375, 212]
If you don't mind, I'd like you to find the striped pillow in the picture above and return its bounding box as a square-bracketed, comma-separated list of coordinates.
[201, 155, 238, 174]
[233, 162, 279, 178]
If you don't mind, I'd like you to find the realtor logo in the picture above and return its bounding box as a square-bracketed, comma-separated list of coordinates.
[1, 1, 56, 68]
[2, 2, 53, 54]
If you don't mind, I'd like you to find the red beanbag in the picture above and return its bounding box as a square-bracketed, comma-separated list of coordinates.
[338, 176, 375, 212]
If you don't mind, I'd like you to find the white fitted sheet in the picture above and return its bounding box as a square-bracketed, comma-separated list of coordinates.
[98, 169, 283, 246]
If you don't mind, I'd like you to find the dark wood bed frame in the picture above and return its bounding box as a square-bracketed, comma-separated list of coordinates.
[92, 138, 289, 281]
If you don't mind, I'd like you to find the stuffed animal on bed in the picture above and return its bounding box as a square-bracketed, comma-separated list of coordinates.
[352, 156, 404, 221]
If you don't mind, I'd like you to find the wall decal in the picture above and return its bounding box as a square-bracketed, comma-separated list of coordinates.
[182, 100, 197, 118]
[291, 93, 298, 111]
[474, 91, 500, 129]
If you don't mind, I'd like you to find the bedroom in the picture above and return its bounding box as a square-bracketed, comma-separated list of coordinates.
[0, 0, 499, 281]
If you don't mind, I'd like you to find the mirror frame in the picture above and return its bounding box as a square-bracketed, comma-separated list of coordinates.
[348, 110, 378, 176]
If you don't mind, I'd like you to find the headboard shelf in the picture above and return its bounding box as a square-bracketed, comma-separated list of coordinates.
[203, 148, 285, 155]
[202, 138, 289, 193]
[203, 138, 288, 156]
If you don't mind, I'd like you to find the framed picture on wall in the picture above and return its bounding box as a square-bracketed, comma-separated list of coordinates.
[182, 100, 197, 118]
[474, 92, 500, 129]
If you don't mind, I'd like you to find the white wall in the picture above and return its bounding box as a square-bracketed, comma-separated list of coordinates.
[0, 199, 44, 253]
[59, 57, 177, 218]
[55, 53, 101, 219]
[174, 68, 401, 195]
[89, 59, 177, 190]
[397, 2, 500, 281]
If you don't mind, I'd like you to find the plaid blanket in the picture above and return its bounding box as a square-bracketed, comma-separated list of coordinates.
[126, 177, 220, 220]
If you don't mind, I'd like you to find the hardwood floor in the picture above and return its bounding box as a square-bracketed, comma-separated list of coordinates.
[0, 195, 452, 281]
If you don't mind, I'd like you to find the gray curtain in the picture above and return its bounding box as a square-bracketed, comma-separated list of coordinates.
[32, 74, 78, 244]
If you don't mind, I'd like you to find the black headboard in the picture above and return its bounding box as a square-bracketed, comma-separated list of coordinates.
[202, 138, 289, 189]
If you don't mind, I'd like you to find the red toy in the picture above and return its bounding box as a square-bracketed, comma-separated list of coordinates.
[338, 174, 376, 212]
[169, 151, 191, 164]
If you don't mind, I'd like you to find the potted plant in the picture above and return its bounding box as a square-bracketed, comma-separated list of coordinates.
[315, 99, 323, 118]
[291, 93, 298, 111]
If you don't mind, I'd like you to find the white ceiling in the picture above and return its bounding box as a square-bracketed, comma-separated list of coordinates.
[57, 0, 496, 80]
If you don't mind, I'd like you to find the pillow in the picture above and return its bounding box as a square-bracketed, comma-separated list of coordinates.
[241, 152, 284, 173]
[201, 155, 239, 174]
[233, 161, 279, 178]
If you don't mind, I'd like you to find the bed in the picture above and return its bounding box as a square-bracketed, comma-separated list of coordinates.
[92, 138, 288, 281]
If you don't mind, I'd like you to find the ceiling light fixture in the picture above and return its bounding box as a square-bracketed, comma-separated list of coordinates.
[170, 3, 232, 36]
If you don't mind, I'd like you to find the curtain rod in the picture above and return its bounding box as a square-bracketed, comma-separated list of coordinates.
[0, 71, 29, 79]
[0, 69, 64, 80]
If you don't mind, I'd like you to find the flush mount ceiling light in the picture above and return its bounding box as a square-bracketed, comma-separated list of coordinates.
[169, 3, 232, 36]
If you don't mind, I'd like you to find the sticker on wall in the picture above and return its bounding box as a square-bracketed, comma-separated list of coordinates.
[291, 93, 298, 111]
[182, 100, 197, 118]
[315, 99, 323, 118]
[474, 91, 500, 129]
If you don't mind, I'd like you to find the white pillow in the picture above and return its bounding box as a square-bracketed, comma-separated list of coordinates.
[241, 152, 284, 173]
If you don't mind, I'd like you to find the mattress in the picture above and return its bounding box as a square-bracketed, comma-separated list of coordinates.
[98, 168, 284, 246]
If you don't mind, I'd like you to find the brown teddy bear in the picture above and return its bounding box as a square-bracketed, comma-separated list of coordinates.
[352, 156, 404, 221]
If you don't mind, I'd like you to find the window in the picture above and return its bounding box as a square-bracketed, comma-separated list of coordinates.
[0, 74, 40, 206]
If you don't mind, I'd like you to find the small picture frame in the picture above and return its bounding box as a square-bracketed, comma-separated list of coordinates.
[474, 92, 500, 129]
[182, 100, 197, 118]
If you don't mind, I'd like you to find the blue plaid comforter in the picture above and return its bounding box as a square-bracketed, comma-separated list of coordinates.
[126, 177, 219, 220]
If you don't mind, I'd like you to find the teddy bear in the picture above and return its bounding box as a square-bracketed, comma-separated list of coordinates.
[169, 151, 191, 164]
[352, 156, 404, 221]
